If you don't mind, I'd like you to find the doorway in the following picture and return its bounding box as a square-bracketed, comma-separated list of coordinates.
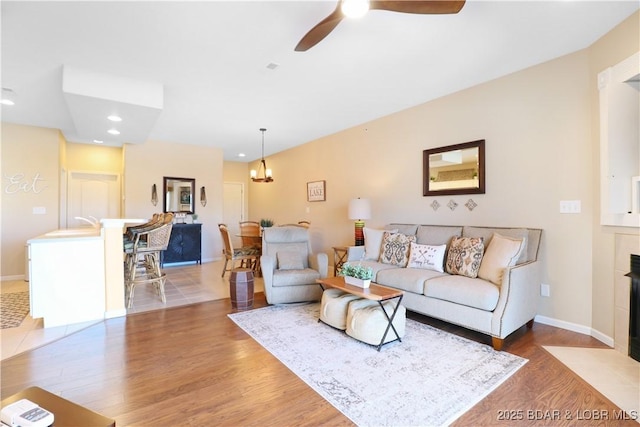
[223, 182, 244, 248]
[67, 171, 121, 228]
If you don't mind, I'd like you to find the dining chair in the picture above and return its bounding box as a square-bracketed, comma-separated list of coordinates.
[219, 223, 260, 277]
[239, 220, 261, 248]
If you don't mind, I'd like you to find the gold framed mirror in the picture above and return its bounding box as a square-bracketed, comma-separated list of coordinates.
[163, 177, 196, 214]
[423, 140, 485, 196]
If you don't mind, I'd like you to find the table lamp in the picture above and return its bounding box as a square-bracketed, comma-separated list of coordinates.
[348, 198, 371, 246]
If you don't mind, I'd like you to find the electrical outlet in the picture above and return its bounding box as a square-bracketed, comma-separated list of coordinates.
[540, 283, 551, 297]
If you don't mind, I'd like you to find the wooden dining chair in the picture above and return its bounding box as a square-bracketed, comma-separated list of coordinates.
[219, 223, 260, 277]
[239, 221, 261, 248]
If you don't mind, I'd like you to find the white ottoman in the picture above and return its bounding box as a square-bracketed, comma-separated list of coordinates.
[320, 289, 362, 330]
[346, 298, 406, 346]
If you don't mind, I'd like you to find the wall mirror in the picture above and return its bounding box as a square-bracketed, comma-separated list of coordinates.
[163, 177, 196, 214]
[423, 139, 485, 196]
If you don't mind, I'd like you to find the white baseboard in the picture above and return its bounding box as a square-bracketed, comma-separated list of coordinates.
[1, 274, 26, 281]
[535, 315, 615, 347]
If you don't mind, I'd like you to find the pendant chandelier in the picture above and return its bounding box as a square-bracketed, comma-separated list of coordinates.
[250, 128, 274, 183]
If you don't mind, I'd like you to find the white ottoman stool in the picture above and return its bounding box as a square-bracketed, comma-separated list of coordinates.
[346, 298, 406, 347]
[320, 289, 362, 330]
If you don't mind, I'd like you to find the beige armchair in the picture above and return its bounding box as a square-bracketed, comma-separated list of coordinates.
[261, 225, 328, 304]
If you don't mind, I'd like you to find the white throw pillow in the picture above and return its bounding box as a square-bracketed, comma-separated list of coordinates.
[363, 227, 397, 261]
[478, 233, 525, 285]
[407, 243, 446, 272]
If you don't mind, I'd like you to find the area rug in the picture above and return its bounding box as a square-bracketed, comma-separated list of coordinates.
[1, 291, 30, 329]
[229, 303, 527, 426]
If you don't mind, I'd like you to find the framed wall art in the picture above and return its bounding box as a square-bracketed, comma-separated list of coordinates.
[307, 180, 326, 202]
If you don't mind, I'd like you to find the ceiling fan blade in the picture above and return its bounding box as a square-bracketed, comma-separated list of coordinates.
[370, 0, 466, 14]
[295, 4, 344, 52]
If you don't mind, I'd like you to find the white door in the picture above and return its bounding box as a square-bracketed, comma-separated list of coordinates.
[223, 182, 244, 248]
[67, 172, 121, 228]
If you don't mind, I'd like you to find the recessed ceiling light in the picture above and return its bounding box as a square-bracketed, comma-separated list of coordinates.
[238, 153, 246, 157]
[107, 129, 120, 135]
[93, 139, 104, 144]
[107, 115, 122, 122]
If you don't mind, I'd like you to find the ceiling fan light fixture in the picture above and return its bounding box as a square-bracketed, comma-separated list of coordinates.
[341, 0, 370, 18]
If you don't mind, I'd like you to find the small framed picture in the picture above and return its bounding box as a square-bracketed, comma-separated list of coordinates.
[307, 180, 326, 202]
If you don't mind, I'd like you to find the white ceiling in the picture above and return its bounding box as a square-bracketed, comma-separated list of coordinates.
[1, 1, 638, 161]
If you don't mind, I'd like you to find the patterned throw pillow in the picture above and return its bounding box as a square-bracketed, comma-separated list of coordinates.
[379, 232, 416, 267]
[407, 243, 446, 272]
[445, 236, 485, 278]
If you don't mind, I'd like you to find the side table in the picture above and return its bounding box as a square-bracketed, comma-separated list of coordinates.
[332, 246, 348, 276]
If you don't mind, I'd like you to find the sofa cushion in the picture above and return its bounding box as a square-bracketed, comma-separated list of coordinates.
[376, 267, 447, 294]
[277, 251, 304, 270]
[387, 223, 418, 236]
[445, 236, 484, 278]
[424, 275, 500, 311]
[478, 233, 525, 285]
[272, 269, 320, 287]
[407, 242, 446, 272]
[356, 260, 398, 280]
[416, 225, 462, 246]
[379, 232, 416, 267]
[363, 227, 397, 261]
[463, 226, 529, 264]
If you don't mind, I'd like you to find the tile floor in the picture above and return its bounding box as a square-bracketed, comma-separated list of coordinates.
[544, 346, 640, 423]
[1, 262, 638, 422]
[1, 260, 263, 360]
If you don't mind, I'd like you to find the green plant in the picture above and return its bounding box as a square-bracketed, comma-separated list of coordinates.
[339, 263, 373, 280]
[191, 214, 198, 221]
[260, 218, 274, 227]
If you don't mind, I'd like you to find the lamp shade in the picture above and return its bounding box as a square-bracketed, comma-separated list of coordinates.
[348, 198, 371, 220]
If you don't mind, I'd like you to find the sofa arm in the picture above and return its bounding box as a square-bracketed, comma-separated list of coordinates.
[309, 252, 329, 278]
[346, 246, 365, 262]
[491, 260, 541, 339]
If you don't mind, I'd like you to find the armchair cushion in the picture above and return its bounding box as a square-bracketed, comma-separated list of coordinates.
[272, 269, 321, 287]
[277, 251, 304, 270]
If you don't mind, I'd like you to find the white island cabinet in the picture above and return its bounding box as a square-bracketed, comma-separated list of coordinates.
[27, 228, 106, 328]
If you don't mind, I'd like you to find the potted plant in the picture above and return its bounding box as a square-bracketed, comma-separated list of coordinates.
[260, 218, 274, 228]
[339, 262, 374, 288]
[191, 214, 198, 223]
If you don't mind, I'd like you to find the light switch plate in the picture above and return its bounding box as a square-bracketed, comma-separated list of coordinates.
[559, 200, 581, 214]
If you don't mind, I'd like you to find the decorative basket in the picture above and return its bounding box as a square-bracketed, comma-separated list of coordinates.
[344, 276, 371, 288]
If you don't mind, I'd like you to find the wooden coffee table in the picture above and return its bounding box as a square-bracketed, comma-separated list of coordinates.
[316, 276, 404, 350]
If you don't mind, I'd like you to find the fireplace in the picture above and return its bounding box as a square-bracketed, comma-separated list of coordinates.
[625, 254, 640, 362]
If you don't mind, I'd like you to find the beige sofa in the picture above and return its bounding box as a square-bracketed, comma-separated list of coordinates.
[344, 224, 542, 350]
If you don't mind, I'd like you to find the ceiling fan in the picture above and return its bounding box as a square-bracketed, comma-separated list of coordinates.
[295, 0, 466, 52]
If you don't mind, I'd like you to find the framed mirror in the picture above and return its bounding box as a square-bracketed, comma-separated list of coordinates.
[423, 139, 485, 196]
[163, 177, 196, 214]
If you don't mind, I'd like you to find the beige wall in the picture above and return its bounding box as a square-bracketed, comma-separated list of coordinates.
[589, 11, 640, 340]
[1, 123, 61, 277]
[123, 140, 225, 262]
[248, 13, 639, 333]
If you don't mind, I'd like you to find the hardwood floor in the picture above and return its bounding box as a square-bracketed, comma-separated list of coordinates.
[1, 292, 637, 426]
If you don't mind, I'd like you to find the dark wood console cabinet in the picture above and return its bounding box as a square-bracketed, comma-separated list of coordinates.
[162, 223, 202, 265]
